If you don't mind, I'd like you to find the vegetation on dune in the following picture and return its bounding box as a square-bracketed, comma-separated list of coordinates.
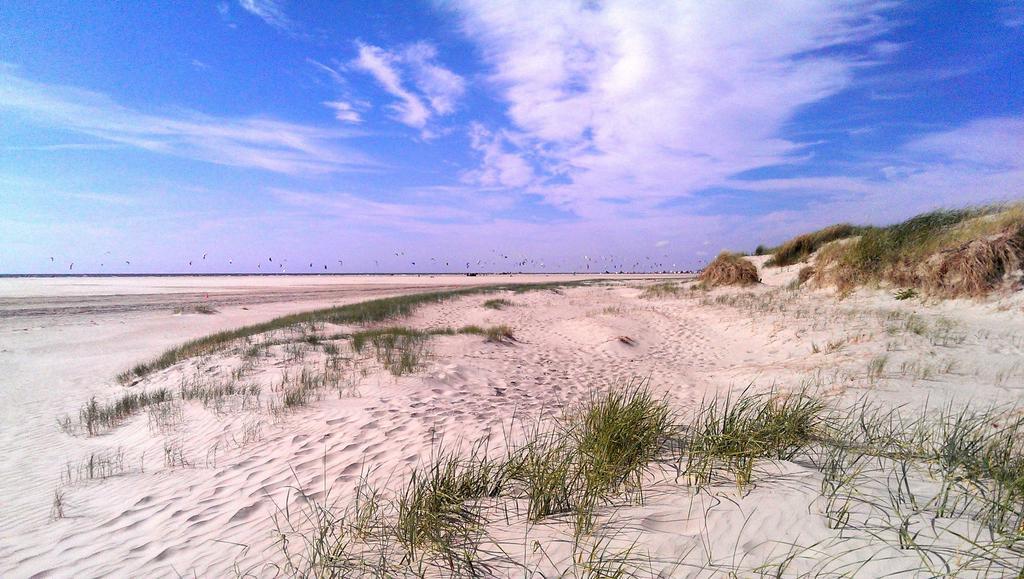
[764, 223, 864, 267]
[272, 381, 674, 576]
[117, 280, 584, 384]
[679, 389, 825, 487]
[65, 389, 173, 436]
[269, 384, 1024, 576]
[698, 252, 760, 288]
[755, 201, 1024, 297]
[638, 281, 682, 299]
[813, 203, 1024, 297]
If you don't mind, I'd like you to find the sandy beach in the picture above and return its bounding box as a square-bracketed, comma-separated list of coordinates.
[2, 267, 1022, 577]
[0, 274, 628, 575]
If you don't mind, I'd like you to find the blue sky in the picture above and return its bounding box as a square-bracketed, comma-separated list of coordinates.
[1, 1, 1022, 274]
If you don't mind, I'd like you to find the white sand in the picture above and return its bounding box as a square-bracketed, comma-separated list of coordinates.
[2, 270, 1022, 576]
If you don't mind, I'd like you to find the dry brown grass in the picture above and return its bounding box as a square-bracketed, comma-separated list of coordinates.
[796, 265, 815, 287]
[699, 252, 760, 288]
[920, 227, 1024, 297]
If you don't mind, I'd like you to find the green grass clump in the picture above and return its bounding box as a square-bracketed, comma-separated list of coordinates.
[179, 379, 260, 408]
[282, 368, 323, 408]
[680, 389, 824, 487]
[351, 328, 429, 377]
[507, 381, 674, 535]
[571, 386, 674, 499]
[764, 224, 864, 267]
[482, 298, 513, 310]
[349, 325, 516, 376]
[393, 447, 510, 572]
[457, 324, 515, 343]
[893, 287, 918, 301]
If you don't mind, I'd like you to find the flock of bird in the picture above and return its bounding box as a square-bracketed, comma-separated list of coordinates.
[47, 249, 694, 274]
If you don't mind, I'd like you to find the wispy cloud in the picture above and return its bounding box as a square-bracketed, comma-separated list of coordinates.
[402, 42, 465, 115]
[322, 101, 362, 123]
[352, 43, 431, 128]
[237, 0, 294, 33]
[461, 123, 534, 188]
[724, 116, 1024, 238]
[452, 1, 895, 209]
[270, 188, 479, 228]
[351, 41, 464, 135]
[0, 71, 374, 175]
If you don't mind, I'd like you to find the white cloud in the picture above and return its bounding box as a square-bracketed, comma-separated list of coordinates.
[351, 42, 464, 133]
[0, 71, 373, 175]
[403, 43, 466, 115]
[452, 1, 895, 208]
[237, 0, 294, 33]
[461, 123, 534, 188]
[323, 101, 362, 123]
[353, 43, 431, 128]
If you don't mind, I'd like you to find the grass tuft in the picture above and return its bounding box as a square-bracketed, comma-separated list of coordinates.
[482, 298, 513, 310]
[679, 389, 824, 487]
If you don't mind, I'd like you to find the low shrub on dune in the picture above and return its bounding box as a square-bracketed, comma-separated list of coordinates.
[698, 252, 760, 288]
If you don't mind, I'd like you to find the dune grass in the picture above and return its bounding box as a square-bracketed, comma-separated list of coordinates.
[639, 281, 681, 299]
[70, 319, 521, 437]
[350, 325, 516, 376]
[679, 389, 825, 487]
[482, 298, 513, 310]
[271, 381, 673, 576]
[698, 252, 760, 288]
[790, 202, 1024, 297]
[764, 224, 865, 267]
[72, 388, 173, 436]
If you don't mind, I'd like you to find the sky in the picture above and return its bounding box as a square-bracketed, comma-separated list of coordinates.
[1, 1, 1023, 274]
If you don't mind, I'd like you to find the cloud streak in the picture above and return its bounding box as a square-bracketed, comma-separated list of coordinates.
[237, 0, 294, 33]
[351, 42, 464, 135]
[0, 71, 374, 175]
